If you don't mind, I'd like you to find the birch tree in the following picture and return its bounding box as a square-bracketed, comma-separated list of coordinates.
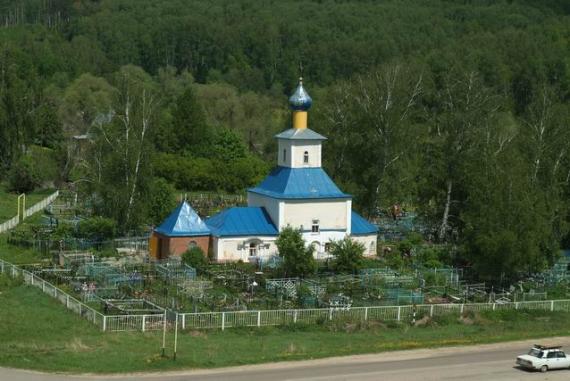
[422, 71, 502, 242]
[320, 64, 424, 216]
[89, 65, 157, 231]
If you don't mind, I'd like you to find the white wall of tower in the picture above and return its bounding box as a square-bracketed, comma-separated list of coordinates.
[277, 139, 322, 168]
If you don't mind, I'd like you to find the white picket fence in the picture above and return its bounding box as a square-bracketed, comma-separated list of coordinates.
[24, 191, 59, 218]
[0, 216, 19, 234]
[0, 190, 59, 233]
[2, 257, 570, 333]
[0, 258, 165, 332]
[176, 299, 570, 330]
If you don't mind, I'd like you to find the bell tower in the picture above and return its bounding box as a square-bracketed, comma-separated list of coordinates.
[276, 78, 326, 168]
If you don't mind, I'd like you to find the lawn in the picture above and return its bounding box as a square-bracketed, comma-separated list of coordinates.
[0, 186, 55, 222]
[1, 274, 570, 374]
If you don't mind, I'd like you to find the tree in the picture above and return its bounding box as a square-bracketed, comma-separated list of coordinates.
[146, 177, 176, 225]
[182, 246, 208, 270]
[77, 216, 117, 242]
[419, 70, 504, 242]
[87, 65, 157, 231]
[276, 226, 316, 277]
[171, 87, 211, 154]
[8, 156, 41, 193]
[319, 64, 424, 216]
[329, 237, 365, 274]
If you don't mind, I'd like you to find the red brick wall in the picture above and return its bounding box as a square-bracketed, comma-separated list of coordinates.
[153, 233, 209, 259]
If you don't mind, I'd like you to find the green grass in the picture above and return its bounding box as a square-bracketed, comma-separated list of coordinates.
[1, 275, 570, 374]
[0, 186, 55, 222]
[0, 237, 47, 264]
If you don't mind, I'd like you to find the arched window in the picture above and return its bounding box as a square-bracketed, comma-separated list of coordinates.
[303, 151, 309, 164]
[249, 242, 257, 257]
[188, 241, 198, 249]
[311, 241, 321, 252]
[370, 241, 376, 255]
[283, 149, 287, 163]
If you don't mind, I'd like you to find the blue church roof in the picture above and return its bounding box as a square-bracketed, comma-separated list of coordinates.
[248, 166, 351, 200]
[351, 211, 379, 236]
[206, 207, 278, 237]
[154, 201, 210, 237]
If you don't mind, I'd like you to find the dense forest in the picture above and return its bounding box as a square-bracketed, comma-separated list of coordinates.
[0, 0, 569, 280]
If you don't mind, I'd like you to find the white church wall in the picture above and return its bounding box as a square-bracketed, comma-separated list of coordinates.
[283, 199, 349, 231]
[247, 192, 282, 228]
[352, 234, 378, 257]
[214, 236, 278, 262]
[301, 230, 347, 259]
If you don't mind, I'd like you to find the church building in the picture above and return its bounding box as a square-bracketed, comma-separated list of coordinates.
[150, 78, 378, 262]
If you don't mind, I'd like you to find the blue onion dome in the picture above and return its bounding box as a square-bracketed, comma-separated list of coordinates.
[289, 77, 313, 111]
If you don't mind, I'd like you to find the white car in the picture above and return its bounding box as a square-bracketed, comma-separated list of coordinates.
[516, 345, 570, 372]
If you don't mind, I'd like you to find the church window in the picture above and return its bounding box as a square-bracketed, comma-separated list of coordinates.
[188, 241, 197, 249]
[303, 151, 309, 164]
[283, 149, 287, 163]
[249, 242, 257, 257]
[311, 219, 319, 233]
[324, 243, 331, 252]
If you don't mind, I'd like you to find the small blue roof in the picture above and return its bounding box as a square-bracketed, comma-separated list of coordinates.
[248, 166, 351, 200]
[351, 211, 378, 236]
[274, 128, 327, 141]
[206, 207, 278, 237]
[155, 201, 210, 237]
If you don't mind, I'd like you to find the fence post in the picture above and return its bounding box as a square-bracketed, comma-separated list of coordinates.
[142, 315, 146, 332]
[364, 307, 369, 321]
[42, 281, 45, 292]
[430, 305, 434, 317]
[222, 312, 225, 331]
[397, 306, 401, 321]
[492, 303, 496, 311]
[551, 300, 554, 312]
[460, 304, 464, 315]
[515, 302, 519, 310]
[103, 316, 107, 332]
[257, 311, 261, 327]
[182, 314, 186, 330]
[294, 310, 298, 324]
[329, 308, 333, 321]
[66, 295, 69, 308]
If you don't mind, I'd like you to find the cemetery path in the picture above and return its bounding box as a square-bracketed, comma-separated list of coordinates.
[2, 336, 570, 381]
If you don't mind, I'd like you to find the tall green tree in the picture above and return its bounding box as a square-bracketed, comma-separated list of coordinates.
[319, 64, 425, 216]
[87, 66, 158, 231]
[330, 237, 365, 274]
[276, 226, 316, 277]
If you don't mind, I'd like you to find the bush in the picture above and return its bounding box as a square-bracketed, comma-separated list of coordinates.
[330, 237, 365, 273]
[77, 217, 117, 241]
[276, 226, 316, 277]
[8, 157, 41, 193]
[182, 246, 208, 270]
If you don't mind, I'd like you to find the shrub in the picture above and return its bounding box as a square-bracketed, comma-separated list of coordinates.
[276, 226, 316, 277]
[8, 156, 41, 193]
[330, 237, 365, 273]
[182, 246, 208, 270]
[77, 216, 117, 241]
